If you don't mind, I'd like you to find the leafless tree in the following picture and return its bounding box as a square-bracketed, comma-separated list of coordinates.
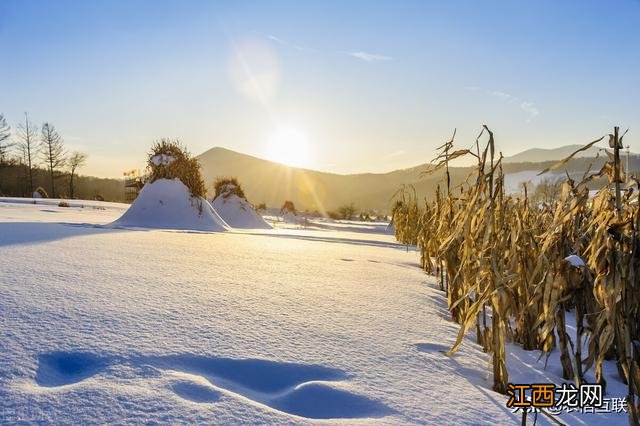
[337, 203, 357, 220]
[68, 151, 87, 199]
[533, 178, 563, 205]
[16, 112, 38, 194]
[0, 114, 12, 164]
[41, 123, 66, 198]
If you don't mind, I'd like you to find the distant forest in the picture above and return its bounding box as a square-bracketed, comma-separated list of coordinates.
[0, 112, 125, 202]
[0, 163, 125, 202]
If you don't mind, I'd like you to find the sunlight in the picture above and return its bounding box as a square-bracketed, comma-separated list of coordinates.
[266, 127, 310, 168]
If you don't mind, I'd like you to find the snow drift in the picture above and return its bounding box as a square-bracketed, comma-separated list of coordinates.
[211, 186, 272, 229]
[385, 222, 395, 235]
[110, 178, 229, 231]
[281, 211, 304, 225]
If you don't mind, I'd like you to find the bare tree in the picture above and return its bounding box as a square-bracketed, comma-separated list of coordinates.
[533, 178, 563, 205]
[16, 112, 38, 194]
[0, 114, 12, 164]
[41, 123, 66, 198]
[68, 151, 87, 199]
[337, 203, 357, 220]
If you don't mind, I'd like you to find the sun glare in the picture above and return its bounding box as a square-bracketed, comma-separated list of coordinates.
[266, 127, 310, 168]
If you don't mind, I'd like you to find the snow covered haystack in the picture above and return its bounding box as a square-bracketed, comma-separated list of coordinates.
[33, 187, 48, 198]
[279, 200, 303, 224]
[111, 139, 228, 232]
[111, 178, 229, 231]
[211, 181, 271, 229]
[281, 211, 302, 224]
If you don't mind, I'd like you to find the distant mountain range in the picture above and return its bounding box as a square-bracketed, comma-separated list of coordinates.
[196, 145, 638, 213]
[503, 145, 604, 163]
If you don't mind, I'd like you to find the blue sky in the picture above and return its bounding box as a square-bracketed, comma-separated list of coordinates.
[1, 0, 638, 177]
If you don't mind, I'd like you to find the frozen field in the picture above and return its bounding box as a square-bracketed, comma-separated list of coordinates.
[0, 198, 628, 425]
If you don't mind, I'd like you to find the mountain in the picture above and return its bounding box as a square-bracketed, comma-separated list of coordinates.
[503, 145, 603, 163]
[197, 146, 639, 213]
[196, 147, 437, 213]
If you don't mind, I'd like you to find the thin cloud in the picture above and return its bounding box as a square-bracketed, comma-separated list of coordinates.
[266, 34, 315, 52]
[264, 34, 390, 61]
[347, 51, 392, 62]
[520, 101, 539, 122]
[489, 90, 517, 103]
[384, 150, 405, 159]
[267, 35, 288, 45]
[469, 88, 540, 122]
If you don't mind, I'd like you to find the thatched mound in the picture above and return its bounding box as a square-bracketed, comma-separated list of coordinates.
[211, 178, 271, 229]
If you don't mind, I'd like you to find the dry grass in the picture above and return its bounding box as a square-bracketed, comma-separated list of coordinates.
[147, 139, 206, 199]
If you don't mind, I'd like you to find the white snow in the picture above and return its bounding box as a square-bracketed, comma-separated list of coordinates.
[503, 170, 564, 195]
[280, 211, 303, 225]
[564, 254, 586, 267]
[110, 178, 229, 232]
[385, 222, 395, 234]
[210, 189, 271, 230]
[150, 153, 176, 166]
[0, 197, 631, 424]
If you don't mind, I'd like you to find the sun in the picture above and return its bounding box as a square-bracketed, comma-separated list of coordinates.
[266, 127, 310, 168]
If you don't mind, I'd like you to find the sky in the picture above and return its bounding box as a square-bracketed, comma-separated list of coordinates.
[1, 0, 639, 178]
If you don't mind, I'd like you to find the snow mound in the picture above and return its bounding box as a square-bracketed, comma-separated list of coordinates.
[281, 211, 303, 224]
[110, 178, 229, 232]
[211, 191, 272, 229]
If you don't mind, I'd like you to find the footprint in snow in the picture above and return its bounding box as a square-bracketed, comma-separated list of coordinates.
[170, 381, 221, 403]
[35, 351, 109, 387]
[144, 355, 392, 419]
[32, 352, 392, 420]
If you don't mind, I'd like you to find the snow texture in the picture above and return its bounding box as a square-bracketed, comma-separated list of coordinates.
[211, 186, 271, 230]
[564, 254, 586, 267]
[150, 154, 176, 166]
[0, 197, 630, 425]
[503, 170, 564, 195]
[385, 222, 395, 234]
[281, 211, 303, 225]
[109, 178, 229, 232]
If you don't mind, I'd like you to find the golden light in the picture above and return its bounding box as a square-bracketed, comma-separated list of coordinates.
[266, 127, 311, 168]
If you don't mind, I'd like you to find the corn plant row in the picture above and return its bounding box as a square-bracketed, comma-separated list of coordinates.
[392, 126, 639, 423]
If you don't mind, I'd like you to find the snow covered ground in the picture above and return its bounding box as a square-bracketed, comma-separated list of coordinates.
[0, 198, 630, 424]
[503, 170, 564, 195]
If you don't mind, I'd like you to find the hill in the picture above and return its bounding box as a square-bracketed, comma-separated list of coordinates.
[503, 145, 603, 163]
[196, 146, 640, 214]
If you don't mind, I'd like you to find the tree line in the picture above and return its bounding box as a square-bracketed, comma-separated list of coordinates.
[0, 112, 89, 198]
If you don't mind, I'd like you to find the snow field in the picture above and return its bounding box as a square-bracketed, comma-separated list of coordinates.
[0, 199, 630, 424]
